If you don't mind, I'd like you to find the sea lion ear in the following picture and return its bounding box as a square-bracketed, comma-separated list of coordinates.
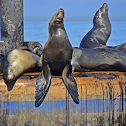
[62, 63, 79, 104]
[35, 61, 51, 107]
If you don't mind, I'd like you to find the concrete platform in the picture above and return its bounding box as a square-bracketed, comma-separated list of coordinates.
[0, 71, 126, 125]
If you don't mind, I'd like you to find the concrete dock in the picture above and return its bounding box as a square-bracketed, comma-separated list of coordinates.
[0, 71, 126, 125]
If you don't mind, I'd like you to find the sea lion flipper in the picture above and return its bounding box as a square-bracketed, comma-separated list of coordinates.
[35, 61, 51, 107]
[62, 63, 79, 104]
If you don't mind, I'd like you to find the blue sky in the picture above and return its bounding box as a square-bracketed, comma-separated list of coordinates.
[24, 0, 126, 21]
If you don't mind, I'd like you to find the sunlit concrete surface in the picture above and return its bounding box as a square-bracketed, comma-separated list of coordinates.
[0, 71, 126, 125]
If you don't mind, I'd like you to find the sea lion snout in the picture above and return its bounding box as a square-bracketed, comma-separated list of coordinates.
[57, 8, 64, 17]
[7, 74, 15, 82]
[6, 69, 15, 82]
[100, 3, 108, 12]
[103, 3, 108, 8]
[3, 71, 15, 82]
[55, 8, 64, 23]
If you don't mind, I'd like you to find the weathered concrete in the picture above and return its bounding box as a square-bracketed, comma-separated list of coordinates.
[0, 71, 126, 125]
[0, 0, 43, 55]
[0, 0, 23, 55]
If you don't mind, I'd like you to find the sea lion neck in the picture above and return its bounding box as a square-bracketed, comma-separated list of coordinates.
[49, 23, 65, 37]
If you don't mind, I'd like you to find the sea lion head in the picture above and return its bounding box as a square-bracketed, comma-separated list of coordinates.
[49, 8, 64, 25]
[48, 8, 64, 34]
[3, 50, 21, 82]
[93, 3, 109, 26]
[3, 63, 18, 91]
[3, 64, 17, 82]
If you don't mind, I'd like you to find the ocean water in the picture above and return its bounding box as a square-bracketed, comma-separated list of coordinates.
[24, 21, 126, 48]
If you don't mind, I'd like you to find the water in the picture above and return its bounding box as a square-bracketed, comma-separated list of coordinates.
[24, 21, 126, 47]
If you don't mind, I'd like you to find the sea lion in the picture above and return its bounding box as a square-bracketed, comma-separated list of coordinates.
[71, 47, 126, 73]
[23, 42, 43, 56]
[80, 3, 111, 48]
[35, 8, 79, 107]
[3, 48, 40, 91]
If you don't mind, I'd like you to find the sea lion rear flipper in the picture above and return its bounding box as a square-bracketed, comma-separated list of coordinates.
[35, 61, 51, 107]
[62, 63, 79, 104]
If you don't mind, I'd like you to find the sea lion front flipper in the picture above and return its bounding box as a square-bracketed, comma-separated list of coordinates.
[35, 60, 51, 107]
[62, 63, 79, 104]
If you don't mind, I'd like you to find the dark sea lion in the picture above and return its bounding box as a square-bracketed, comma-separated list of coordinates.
[80, 3, 111, 48]
[3, 48, 40, 91]
[35, 8, 79, 107]
[71, 47, 126, 73]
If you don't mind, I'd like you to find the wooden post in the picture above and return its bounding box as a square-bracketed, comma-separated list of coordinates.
[0, 0, 23, 55]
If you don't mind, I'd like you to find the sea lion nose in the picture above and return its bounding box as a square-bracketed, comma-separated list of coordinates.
[7, 78, 12, 81]
[103, 3, 107, 7]
[58, 8, 64, 17]
[102, 3, 108, 11]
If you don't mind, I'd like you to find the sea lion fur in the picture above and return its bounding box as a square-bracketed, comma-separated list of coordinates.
[35, 8, 79, 107]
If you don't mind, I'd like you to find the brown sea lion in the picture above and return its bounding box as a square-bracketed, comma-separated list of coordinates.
[3, 48, 40, 91]
[71, 47, 126, 73]
[80, 3, 111, 48]
[35, 8, 79, 107]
